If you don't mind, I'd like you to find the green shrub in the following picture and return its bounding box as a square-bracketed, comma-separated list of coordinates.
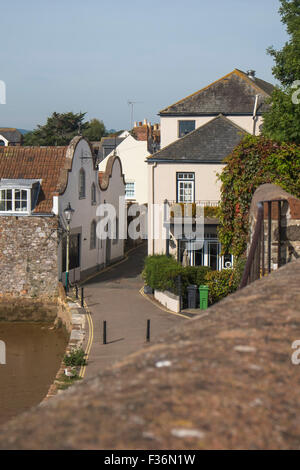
[204, 261, 244, 305]
[63, 347, 87, 367]
[142, 255, 246, 307]
[205, 270, 233, 305]
[181, 265, 211, 286]
[142, 255, 183, 294]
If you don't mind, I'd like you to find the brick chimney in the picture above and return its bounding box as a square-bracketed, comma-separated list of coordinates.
[132, 119, 149, 141]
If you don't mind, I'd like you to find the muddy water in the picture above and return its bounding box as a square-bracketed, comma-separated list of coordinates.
[0, 322, 68, 426]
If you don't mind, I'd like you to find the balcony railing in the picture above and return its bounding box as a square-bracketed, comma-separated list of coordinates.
[166, 200, 220, 207]
[164, 200, 220, 222]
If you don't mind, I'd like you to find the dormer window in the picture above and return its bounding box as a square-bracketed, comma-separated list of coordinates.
[0, 179, 41, 215]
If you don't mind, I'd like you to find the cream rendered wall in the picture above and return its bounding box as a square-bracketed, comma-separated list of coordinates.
[98, 135, 149, 205]
[57, 139, 103, 281]
[100, 157, 125, 263]
[160, 115, 262, 148]
[147, 162, 224, 255]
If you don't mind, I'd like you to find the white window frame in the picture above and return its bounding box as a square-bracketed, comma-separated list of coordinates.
[0, 188, 31, 214]
[180, 238, 233, 271]
[177, 172, 195, 203]
[125, 181, 135, 200]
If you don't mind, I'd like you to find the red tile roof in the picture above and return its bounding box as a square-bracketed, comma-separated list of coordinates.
[0, 146, 68, 213]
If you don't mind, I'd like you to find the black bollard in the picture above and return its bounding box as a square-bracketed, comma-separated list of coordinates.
[75, 284, 79, 299]
[146, 319, 151, 342]
[81, 287, 84, 307]
[103, 320, 107, 345]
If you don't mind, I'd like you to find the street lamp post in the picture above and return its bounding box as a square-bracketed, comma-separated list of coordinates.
[64, 202, 75, 292]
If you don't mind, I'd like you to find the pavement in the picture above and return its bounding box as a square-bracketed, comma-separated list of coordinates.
[81, 243, 186, 379]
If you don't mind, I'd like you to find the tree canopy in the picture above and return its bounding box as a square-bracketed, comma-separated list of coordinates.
[82, 118, 106, 142]
[24, 112, 107, 146]
[263, 0, 300, 143]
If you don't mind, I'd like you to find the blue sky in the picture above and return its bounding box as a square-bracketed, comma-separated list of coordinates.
[0, 0, 288, 131]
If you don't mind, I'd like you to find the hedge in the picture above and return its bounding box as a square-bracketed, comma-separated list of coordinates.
[142, 255, 245, 306]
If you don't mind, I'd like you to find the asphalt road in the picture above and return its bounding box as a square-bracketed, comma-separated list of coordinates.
[82, 244, 186, 379]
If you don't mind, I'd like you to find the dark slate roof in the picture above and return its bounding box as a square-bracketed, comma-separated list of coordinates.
[159, 69, 274, 116]
[0, 128, 23, 143]
[96, 136, 126, 161]
[148, 115, 247, 163]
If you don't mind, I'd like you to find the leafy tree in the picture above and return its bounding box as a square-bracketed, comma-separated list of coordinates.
[263, 0, 300, 143]
[218, 134, 300, 258]
[83, 118, 106, 141]
[23, 113, 108, 146]
[24, 112, 88, 146]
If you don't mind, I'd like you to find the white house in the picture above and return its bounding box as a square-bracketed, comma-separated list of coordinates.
[0, 136, 125, 297]
[159, 69, 274, 148]
[56, 137, 125, 283]
[147, 69, 274, 270]
[0, 128, 23, 146]
[98, 120, 160, 206]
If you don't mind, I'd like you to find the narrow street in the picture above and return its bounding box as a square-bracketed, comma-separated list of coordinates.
[81, 244, 186, 379]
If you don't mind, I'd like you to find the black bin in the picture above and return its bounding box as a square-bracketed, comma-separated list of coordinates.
[187, 285, 198, 309]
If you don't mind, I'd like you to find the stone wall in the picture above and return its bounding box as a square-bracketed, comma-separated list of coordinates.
[0, 215, 59, 298]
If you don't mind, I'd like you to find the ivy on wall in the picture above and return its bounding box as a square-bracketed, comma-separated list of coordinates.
[217, 134, 300, 258]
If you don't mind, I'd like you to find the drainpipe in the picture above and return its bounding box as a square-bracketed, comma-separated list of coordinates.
[151, 162, 157, 254]
[164, 199, 170, 256]
[252, 94, 259, 135]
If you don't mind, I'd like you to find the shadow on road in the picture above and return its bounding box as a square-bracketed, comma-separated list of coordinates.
[83, 243, 147, 286]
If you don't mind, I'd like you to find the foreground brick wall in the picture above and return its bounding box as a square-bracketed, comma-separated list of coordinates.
[1, 258, 300, 449]
[0, 216, 59, 297]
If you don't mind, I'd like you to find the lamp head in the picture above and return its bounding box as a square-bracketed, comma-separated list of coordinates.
[64, 202, 75, 222]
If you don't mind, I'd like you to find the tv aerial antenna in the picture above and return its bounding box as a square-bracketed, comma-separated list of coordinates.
[127, 100, 143, 129]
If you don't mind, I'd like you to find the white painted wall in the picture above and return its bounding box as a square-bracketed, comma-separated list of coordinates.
[98, 134, 149, 205]
[160, 115, 263, 148]
[100, 157, 125, 264]
[147, 162, 224, 255]
[57, 138, 124, 282]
